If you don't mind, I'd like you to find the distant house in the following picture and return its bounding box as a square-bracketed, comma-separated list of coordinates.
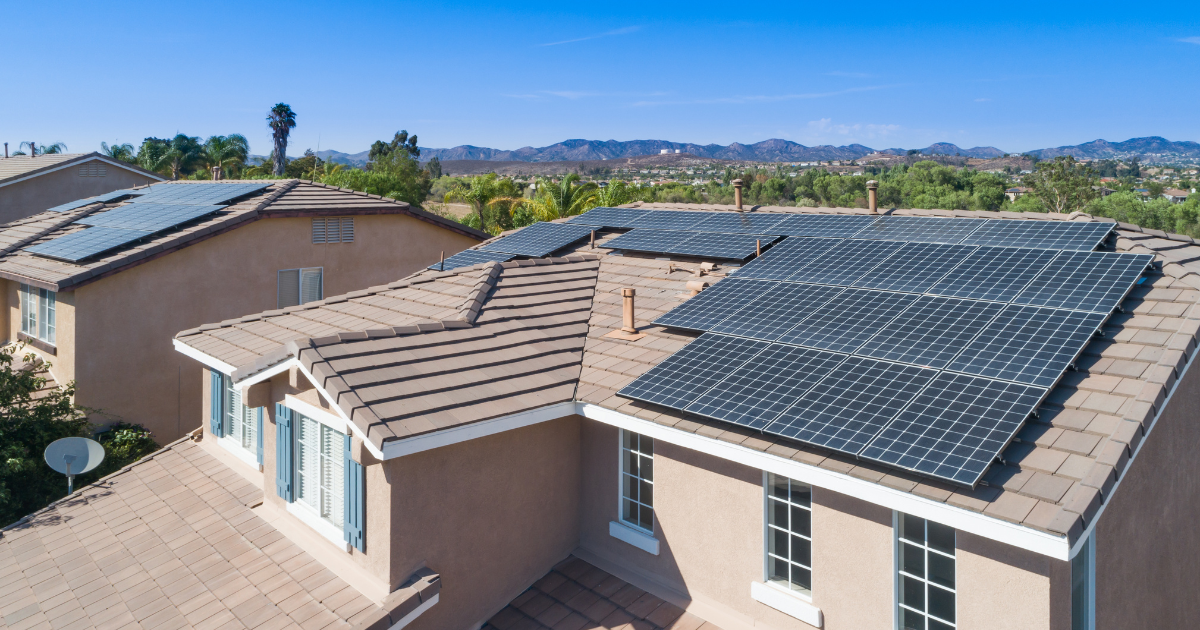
[1163, 188, 1193, 203]
[0, 152, 164, 223]
[1005, 186, 1030, 202]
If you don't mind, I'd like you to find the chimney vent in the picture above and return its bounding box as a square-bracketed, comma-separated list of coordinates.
[866, 180, 879, 214]
[603, 288, 648, 341]
[732, 179, 744, 211]
[3, 143, 7, 159]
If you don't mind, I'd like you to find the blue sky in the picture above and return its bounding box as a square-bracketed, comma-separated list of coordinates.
[3, 1, 1197, 156]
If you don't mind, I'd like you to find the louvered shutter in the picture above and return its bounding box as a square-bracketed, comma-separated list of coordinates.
[300, 268, 323, 304]
[339, 218, 354, 243]
[209, 370, 224, 437]
[278, 269, 300, 308]
[256, 407, 264, 465]
[275, 404, 294, 501]
[344, 434, 365, 552]
[312, 218, 327, 244]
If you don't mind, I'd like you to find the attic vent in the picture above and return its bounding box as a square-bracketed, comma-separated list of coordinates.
[78, 163, 106, 177]
[312, 217, 354, 244]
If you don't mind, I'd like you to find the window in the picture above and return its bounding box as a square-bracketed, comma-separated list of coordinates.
[766, 473, 812, 596]
[620, 430, 653, 533]
[223, 375, 258, 454]
[1071, 534, 1094, 630]
[295, 413, 345, 529]
[19, 284, 55, 344]
[312, 217, 354, 243]
[898, 513, 956, 630]
[278, 267, 323, 308]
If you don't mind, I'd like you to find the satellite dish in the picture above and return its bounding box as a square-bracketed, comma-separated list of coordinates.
[44, 437, 104, 494]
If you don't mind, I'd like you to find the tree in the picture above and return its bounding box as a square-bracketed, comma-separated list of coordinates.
[285, 149, 323, 178]
[535, 174, 597, 219]
[202, 134, 250, 178]
[136, 137, 170, 174]
[268, 103, 297, 177]
[369, 130, 420, 165]
[16, 141, 67, 156]
[444, 174, 518, 233]
[1023, 156, 1098, 213]
[100, 142, 136, 163]
[154, 134, 203, 180]
[425, 156, 442, 180]
[592, 180, 635, 208]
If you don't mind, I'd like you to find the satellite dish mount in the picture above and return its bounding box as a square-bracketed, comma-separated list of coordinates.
[44, 437, 105, 494]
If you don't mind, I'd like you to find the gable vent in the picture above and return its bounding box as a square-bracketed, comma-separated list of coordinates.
[78, 163, 107, 177]
[312, 217, 354, 244]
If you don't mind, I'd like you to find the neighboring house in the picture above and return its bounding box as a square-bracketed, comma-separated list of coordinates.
[0, 152, 165, 223]
[1005, 186, 1030, 202]
[0, 180, 485, 444]
[1162, 188, 1192, 203]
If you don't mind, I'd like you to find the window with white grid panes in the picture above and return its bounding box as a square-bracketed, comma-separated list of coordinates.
[223, 376, 257, 454]
[766, 473, 812, 596]
[295, 413, 345, 529]
[620, 430, 653, 533]
[898, 513, 956, 630]
[19, 283, 55, 344]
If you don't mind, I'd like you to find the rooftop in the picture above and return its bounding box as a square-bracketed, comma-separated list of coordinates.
[0, 153, 163, 186]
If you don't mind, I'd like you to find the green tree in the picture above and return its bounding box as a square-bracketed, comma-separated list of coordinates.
[16, 142, 67, 156]
[444, 174, 518, 233]
[369, 130, 420, 164]
[268, 103, 297, 176]
[285, 149, 323, 178]
[154, 134, 203, 180]
[100, 142, 136, 163]
[592, 181, 635, 208]
[535, 174, 597, 218]
[1023, 156, 1098, 213]
[202, 134, 250, 178]
[425, 157, 442, 180]
[136, 138, 170, 174]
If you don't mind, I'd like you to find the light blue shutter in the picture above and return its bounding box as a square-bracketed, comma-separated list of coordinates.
[210, 371, 224, 437]
[275, 404, 294, 501]
[256, 408, 264, 465]
[344, 434, 365, 552]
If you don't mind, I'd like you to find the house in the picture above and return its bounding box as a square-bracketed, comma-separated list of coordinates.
[0, 180, 485, 444]
[5, 203, 1200, 630]
[1005, 186, 1030, 202]
[1162, 188, 1192, 203]
[0, 152, 165, 223]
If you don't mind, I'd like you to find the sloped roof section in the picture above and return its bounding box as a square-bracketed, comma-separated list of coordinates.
[0, 153, 165, 186]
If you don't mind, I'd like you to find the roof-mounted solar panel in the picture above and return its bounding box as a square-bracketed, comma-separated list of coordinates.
[856, 296, 1004, 369]
[787, 238, 904, 286]
[617, 332, 769, 410]
[479, 221, 596, 257]
[949, 305, 1106, 387]
[1013, 251, 1153, 313]
[653, 278, 777, 331]
[960, 220, 1114, 251]
[852, 242, 977, 294]
[567, 207, 648, 228]
[926, 246, 1058, 302]
[771, 214, 875, 238]
[131, 182, 270, 206]
[75, 203, 226, 233]
[851, 216, 985, 244]
[711, 282, 845, 341]
[691, 212, 791, 234]
[625, 210, 713, 231]
[778, 289, 919, 353]
[44, 188, 147, 213]
[604, 229, 780, 260]
[25, 226, 148, 262]
[429, 249, 515, 271]
[602, 229, 694, 254]
[733, 237, 845, 281]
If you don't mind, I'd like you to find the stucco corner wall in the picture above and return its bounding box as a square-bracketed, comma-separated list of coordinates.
[957, 530, 1064, 630]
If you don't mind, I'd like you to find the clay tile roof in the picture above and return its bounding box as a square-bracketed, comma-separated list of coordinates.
[0, 438, 383, 630]
[0, 153, 165, 184]
[484, 555, 720, 630]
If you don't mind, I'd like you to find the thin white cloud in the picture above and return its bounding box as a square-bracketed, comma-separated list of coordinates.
[1180, 36, 1200, 44]
[630, 84, 896, 107]
[540, 26, 639, 47]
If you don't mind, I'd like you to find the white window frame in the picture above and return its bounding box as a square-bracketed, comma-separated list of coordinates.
[19, 283, 56, 345]
[618, 429, 654, 535]
[277, 266, 323, 308]
[763, 472, 813, 598]
[218, 376, 260, 470]
[291, 410, 346, 537]
[895, 512, 957, 630]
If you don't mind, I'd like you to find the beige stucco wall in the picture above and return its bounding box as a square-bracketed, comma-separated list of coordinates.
[71, 212, 477, 443]
[0, 158, 161, 223]
[1094, 352, 1200, 629]
[3, 279, 76, 388]
[957, 531, 1071, 630]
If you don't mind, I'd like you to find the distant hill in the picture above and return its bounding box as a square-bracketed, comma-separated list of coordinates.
[316, 149, 370, 166]
[1029, 137, 1200, 161]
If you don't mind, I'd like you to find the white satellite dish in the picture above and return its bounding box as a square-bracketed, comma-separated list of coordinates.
[44, 437, 104, 494]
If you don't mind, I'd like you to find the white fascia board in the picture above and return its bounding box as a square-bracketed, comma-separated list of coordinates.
[0, 155, 165, 189]
[379, 401, 577, 459]
[392, 593, 438, 629]
[284, 393, 349, 434]
[579, 403, 1071, 561]
[235, 358, 295, 389]
[290, 360, 386, 461]
[172, 338, 237, 374]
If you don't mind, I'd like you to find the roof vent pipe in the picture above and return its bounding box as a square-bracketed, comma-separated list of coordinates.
[867, 180, 879, 215]
[621, 288, 638, 334]
[3, 143, 7, 159]
[732, 179, 744, 211]
[30, 142, 36, 158]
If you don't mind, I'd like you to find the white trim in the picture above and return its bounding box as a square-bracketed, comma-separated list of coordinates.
[287, 500, 351, 552]
[379, 401, 576, 459]
[285, 394, 349, 434]
[750, 582, 823, 628]
[218, 435, 262, 471]
[609, 520, 660, 555]
[580, 403, 1070, 561]
[0, 155, 165, 189]
[236, 357, 295, 389]
[391, 593, 438, 629]
[173, 338, 237, 374]
[291, 361, 385, 461]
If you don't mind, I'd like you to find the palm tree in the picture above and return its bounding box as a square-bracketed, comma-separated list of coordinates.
[17, 141, 68, 156]
[154, 134, 203, 180]
[444, 174, 523, 233]
[268, 104, 297, 176]
[592, 180, 636, 208]
[202, 135, 250, 179]
[100, 142, 136, 163]
[536, 174, 597, 218]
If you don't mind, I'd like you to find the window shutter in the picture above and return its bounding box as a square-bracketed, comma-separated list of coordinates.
[275, 404, 294, 501]
[278, 269, 300, 308]
[340, 218, 354, 243]
[344, 434, 365, 552]
[256, 407, 264, 465]
[300, 268, 323, 304]
[210, 371, 224, 437]
[312, 218, 327, 244]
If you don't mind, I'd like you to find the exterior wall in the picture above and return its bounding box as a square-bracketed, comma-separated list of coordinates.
[957, 531, 1070, 630]
[0, 158, 161, 223]
[4, 279, 76, 389]
[1094, 352, 1200, 629]
[74, 212, 478, 442]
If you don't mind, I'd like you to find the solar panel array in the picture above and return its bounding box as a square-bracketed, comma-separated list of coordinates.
[605, 229, 779, 260]
[76, 203, 226, 233]
[479, 221, 596, 257]
[428, 249, 515, 271]
[45, 188, 146, 213]
[617, 213, 1149, 487]
[128, 182, 270, 206]
[26, 226, 150, 262]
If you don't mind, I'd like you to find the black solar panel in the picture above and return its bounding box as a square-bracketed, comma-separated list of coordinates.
[479, 221, 595, 257]
[771, 214, 875, 238]
[857, 296, 1004, 368]
[926, 246, 1058, 302]
[851, 216, 984, 244]
[787, 239, 904, 285]
[732, 237, 845, 281]
[852, 243, 977, 293]
[76, 203, 225, 232]
[626, 210, 712, 230]
[617, 333, 769, 409]
[949, 305, 1106, 386]
[25, 226, 147, 262]
[764, 357, 937, 456]
[1013, 251, 1153, 313]
[778, 289, 919, 353]
[602, 229, 694, 254]
[44, 189, 146, 213]
[685, 344, 846, 430]
[861, 373, 1046, 487]
[653, 278, 777, 331]
[428, 249, 514, 271]
[131, 183, 270, 206]
[960, 220, 1113, 251]
[691, 212, 790, 234]
[711, 283, 845, 341]
[671, 232, 780, 260]
[567, 207, 648, 228]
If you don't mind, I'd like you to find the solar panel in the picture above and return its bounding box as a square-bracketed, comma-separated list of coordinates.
[25, 226, 147, 262]
[653, 278, 777, 331]
[428, 249, 514, 271]
[852, 243, 977, 293]
[959, 220, 1113, 251]
[479, 221, 595, 257]
[685, 345, 847, 430]
[1012, 251, 1153, 313]
[567, 207, 648, 228]
[778, 289, 919, 353]
[711, 283, 845, 341]
[857, 296, 1004, 368]
[926, 246, 1058, 302]
[44, 189, 146, 213]
[771, 214, 875, 238]
[602, 229, 694, 254]
[949, 305, 1106, 386]
[131, 183, 270, 206]
[691, 212, 791, 234]
[851, 216, 983, 244]
[860, 373, 1046, 487]
[75, 203, 225, 232]
[787, 239, 904, 285]
[669, 232, 781, 260]
[732, 237, 845, 281]
[626, 210, 716, 231]
[617, 333, 769, 409]
[763, 357, 937, 456]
